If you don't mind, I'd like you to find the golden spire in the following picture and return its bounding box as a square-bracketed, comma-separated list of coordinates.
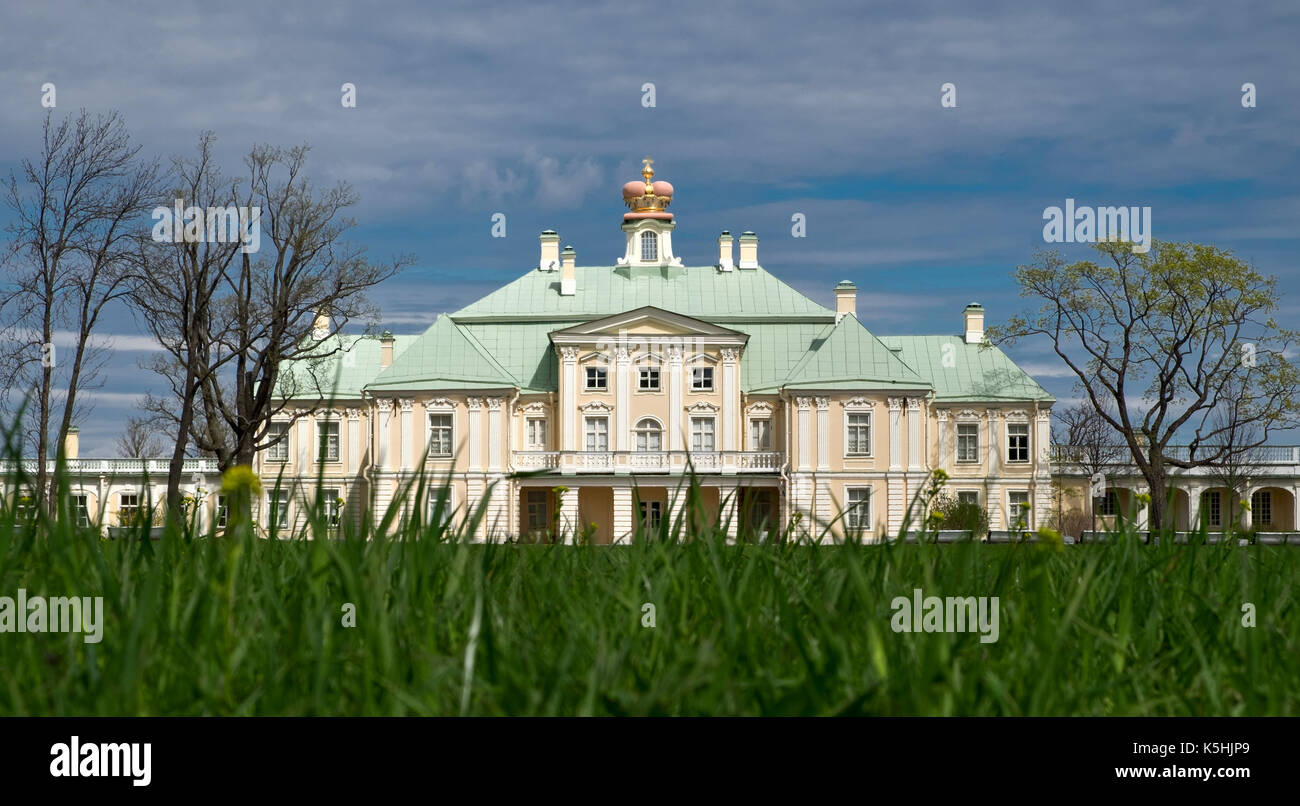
[641, 156, 654, 190]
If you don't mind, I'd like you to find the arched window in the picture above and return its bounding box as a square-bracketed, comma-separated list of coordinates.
[634, 418, 663, 452]
[640, 231, 658, 262]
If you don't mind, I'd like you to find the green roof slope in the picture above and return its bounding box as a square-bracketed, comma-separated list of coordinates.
[276, 332, 416, 399]
[879, 335, 1055, 403]
[777, 315, 931, 391]
[368, 315, 517, 391]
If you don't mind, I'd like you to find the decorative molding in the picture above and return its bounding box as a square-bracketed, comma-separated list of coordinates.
[345, 408, 360, 420]
[466, 397, 484, 411]
[906, 397, 921, 411]
[685, 401, 719, 413]
[795, 396, 813, 410]
[936, 409, 950, 422]
[886, 397, 903, 411]
[486, 397, 504, 411]
[424, 397, 455, 411]
[815, 397, 830, 410]
[580, 401, 613, 413]
[520, 402, 548, 415]
[986, 408, 1002, 421]
[375, 399, 392, 414]
[558, 346, 580, 361]
[745, 401, 774, 416]
[614, 346, 631, 362]
[956, 408, 981, 420]
[667, 345, 684, 361]
[399, 398, 414, 412]
[843, 396, 873, 409]
[1036, 408, 1052, 423]
[720, 347, 740, 362]
[1005, 409, 1030, 421]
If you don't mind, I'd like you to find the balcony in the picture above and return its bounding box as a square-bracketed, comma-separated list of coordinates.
[512, 451, 783, 474]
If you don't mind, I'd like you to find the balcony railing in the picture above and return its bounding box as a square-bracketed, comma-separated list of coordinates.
[513, 450, 783, 473]
[0, 457, 222, 475]
[1051, 445, 1300, 466]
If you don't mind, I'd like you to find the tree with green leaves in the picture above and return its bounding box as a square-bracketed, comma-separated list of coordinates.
[989, 240, 1300, 531]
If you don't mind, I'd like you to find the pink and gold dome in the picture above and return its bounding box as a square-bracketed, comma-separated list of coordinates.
[623, 158, 674, 220]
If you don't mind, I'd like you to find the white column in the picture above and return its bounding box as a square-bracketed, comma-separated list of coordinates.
[488, 397, 504, 472]
[887, 397, 903, 471]
[816, 397, 830, 471]
[375, 401, 390, 470]
[557, 484, 580, 544]
[936, 409, 950, 471]
[722, 348, 739, 452]
[346, 408, 360, 474]
[613, 485, 634, 543]
[797, 397, 812, 471]
[907, 397, 922, 470]
[298, 410, 313, 468]
[467, 398, 483, 470]
[560, 346, 578, 452]
[615, 348, 631, 452]
[668, 346, 683, 451]
[987, 409, 1001, 476]
[399, 398, 413, 471]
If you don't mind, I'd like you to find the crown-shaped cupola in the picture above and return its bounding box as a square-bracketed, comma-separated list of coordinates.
[617, 157, 683, 268]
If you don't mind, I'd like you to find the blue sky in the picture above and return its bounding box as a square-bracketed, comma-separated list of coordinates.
[1, 0, 1298, 454]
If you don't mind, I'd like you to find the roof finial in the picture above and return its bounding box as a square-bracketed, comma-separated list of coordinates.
[641, 156, 654, 189]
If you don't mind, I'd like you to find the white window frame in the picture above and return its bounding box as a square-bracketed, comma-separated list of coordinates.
[640, 230, 658, 262]
[639, 499, 662, 530]
[322, 487, 342, 528]
[1006, 422, 1030, 463]
[266, 421, 290, 462]
[72, 494, 90, 527]
[119, 492, 140, 525]
[1203, 490, 1221, 527]
[216, 494, 229, 529]
[427, 412, 454, 457]
[525, 416, 548, 450]
[690, 416, 716, 452]
[585, 366, 608, 391]
[956, 490, 980, 506]
[845, 487, 872, 530]
[317, 419, 341, 463]
[690, 366, 714, 391]
[956, 422, 980, 463]
[584, 416, 610, 452]
[1008, 490, 1031, 523]
[268, 489, 290, 530]
[633, 417, 663, 452]
[1097, 489, 1118, 516]
[1252, 490, 1272, 526]
[637, 366, 661, 391]
[749, 418, 772, 451]
[845, 411, 872, 456]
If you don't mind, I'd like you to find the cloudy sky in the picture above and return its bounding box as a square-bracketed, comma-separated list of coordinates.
[1, 0, 1298, 453]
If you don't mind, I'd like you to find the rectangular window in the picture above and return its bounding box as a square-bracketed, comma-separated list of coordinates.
[638, 367, 660, 391]
[846, 487, 871, 530]
[1007, 423, 1029, 463]
[268, 490, 290, 530]
[1097, 489, 1117, 516]
[428, 414, 453, 456]
[956, 423, 979, 463]
[1008, 491, 1030, 522]
[322, 488, 341, 528]
[73, 494, 90, 527]
[691, 367, 713, 391]
[525, 417, 547, 449]
[584, 417, 609, 452]
[639, 500, 662, 530]
[846, 413, 871, 455]
[749, 419, 772, 450]
[957, 491, 979, 506]
[1203, 491, 1221, 527]
[266, 422, 289, 462]
[1252, 490, 1272, 526]
[691, 417, 715, 452]
[585, 366, 608, 390]
[119, 493, 139, 526]
[317, 421, 340, 462]
[217, 494, 229, 529]
[526, 490, 548, 533]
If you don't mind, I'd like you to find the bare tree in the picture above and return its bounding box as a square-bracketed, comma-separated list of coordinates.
[114, 415, 164, 458]
[0, 110, 160, 510]
[1198, 378, 1267, 533]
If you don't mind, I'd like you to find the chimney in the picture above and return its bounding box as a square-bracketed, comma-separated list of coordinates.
[539, 230, 560, 271]
[737, 231, 759, 269]
[834, 281, 857, 323]
[64, 426, 79, 460]
[717, 231, 734, 271]
[379, 330, 395, 369]
[312, 309, 330, 341]
[560, 245, 576, 295]
[963, 303, 985, 344]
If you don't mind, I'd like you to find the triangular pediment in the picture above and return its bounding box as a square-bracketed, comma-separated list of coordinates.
[549, 306, 749, 343]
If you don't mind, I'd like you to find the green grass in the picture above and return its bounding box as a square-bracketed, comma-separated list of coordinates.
[1, 463, 1296, 716]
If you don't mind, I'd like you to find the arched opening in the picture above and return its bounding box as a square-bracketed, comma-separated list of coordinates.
[1250, 486, 1294, 532]
[634, 417, 663, 452]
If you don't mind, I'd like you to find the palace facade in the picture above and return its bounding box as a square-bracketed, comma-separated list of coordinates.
[256, 160, 1057, 542]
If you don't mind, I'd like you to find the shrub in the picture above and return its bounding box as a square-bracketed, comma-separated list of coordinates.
[928, 493, 989, 538]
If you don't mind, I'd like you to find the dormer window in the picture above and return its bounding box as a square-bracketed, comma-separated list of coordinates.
[640, 231, 658, 262]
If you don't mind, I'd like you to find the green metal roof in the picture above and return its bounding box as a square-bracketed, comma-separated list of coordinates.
[878, 335, 1055, 403]
[452, 264, 836, 321]
[777, 316, 931, 392]
[276, 332, 416, 400]
[367, 315, 518, 391]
